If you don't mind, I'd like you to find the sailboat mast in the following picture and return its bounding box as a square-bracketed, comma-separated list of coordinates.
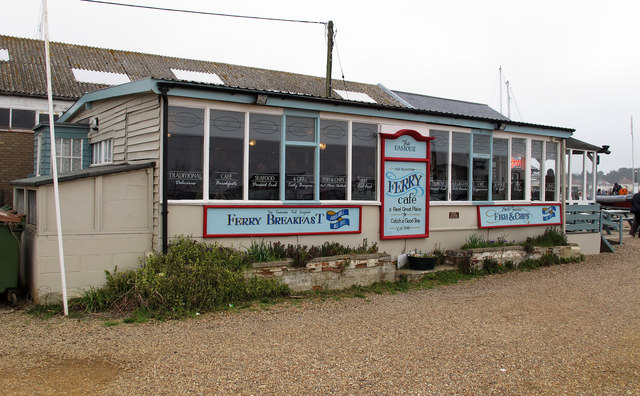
[632, 116, 636, 193]
[506, 80, 511, 119]
[499, 66, 503, 115]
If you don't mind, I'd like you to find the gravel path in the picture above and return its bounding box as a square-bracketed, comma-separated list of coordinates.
[1, 238, 639, 395]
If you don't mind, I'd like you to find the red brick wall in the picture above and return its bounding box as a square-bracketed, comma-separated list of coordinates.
[0, 130, 34, 207]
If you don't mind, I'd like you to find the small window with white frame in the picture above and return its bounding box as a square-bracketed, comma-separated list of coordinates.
[91, 139, 113, 165]
[55, 138, 83, 173]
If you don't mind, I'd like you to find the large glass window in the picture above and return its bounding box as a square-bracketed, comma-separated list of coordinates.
[167, 106, 204, 200]
[166, 107, 380, 202]
[492, 138, 508, 200]
[511, 138, 526, 200]
[249, 114, 281, 200]
[430, 130, 449, 201]
[531, 140, 543, 200]
[320, 120, 347, 200]
[451, 132, 470, 201]
[285, 146, 314, 200]
[472, 134, 490, 201]
[545, 142, 557, 201]
[351, 123, 377, 200]
[210, 110, 244, 199]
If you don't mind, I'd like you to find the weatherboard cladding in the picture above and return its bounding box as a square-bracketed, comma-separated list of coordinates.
[0, 34, 402, 107]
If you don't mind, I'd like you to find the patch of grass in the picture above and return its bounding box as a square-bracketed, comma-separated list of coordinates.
[26, 303, 63, 319]
[103, 320, 120, 327]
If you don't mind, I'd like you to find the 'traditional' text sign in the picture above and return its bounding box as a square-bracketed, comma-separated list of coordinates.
[204, 205, 361, 237]
[477, 204, 562, 228]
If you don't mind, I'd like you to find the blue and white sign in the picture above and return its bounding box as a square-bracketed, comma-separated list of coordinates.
[384, 135, 427, 159]
[381, 161, 427, 238]
[204, 205, 361, 237]
[477, 204, 562, 228]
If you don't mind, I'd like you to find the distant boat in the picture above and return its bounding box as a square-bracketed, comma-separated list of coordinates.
[596, 193, 632, 209]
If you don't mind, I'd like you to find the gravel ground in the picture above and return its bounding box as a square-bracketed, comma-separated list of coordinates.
[1, 238, 639, 395]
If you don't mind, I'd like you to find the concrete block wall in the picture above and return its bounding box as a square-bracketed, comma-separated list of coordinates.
[445, 244, 583, 270]
[249, 253, 395, 292]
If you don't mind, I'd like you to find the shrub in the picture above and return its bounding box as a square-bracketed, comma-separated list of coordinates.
[522, 227, 568, 250]
[73, 237, 290, 318]
[461, 234, 516, 250]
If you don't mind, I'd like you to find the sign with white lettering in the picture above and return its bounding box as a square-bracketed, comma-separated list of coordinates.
[477, 204, 562, 228]
[380, 129, 433, 239]
[204, 205, 361, 237]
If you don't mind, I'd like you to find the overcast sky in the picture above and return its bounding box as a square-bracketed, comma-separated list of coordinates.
[2, 0, 639, 172]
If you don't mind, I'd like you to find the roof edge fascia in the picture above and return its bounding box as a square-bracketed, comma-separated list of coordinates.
[58, 79, 160, 122]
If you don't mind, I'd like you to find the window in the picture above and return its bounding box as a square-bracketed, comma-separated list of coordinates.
[27, 190, 37, 226]
[210, 110, 244, 199]
[285, 116, 316, 200]
[510, 138, 526, 200]
[430, 130, 449, 201]
[451, 132, 470, 201]
[167, 106, 204, 200]
[472, 133, 491, 201]
[531, 140, 543, 200]
[91, 139, 113, 165]
[492, 138, 509, 200]
[0, 108, 38, 130]
[55, 138, 83, 173]
[351, 123, 377, 201]
[320, 120, 347, 200]
[545, 142, 558, 201]
[248, 114, 281, 200]
[0, 108, 9, 127]
[166, 106, 379, 202]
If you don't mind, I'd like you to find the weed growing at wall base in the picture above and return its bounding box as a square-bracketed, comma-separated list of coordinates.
[71, 237, 290, 319]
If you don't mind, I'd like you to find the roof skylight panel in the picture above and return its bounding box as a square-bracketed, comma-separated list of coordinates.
[334, 89, 376, 104]
[71, 68, 131, 85]
[171, 69, 224, 85]
[0, 49, 9, 61]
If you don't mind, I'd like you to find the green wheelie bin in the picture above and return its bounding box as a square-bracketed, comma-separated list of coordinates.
[0, 223, 22, 306]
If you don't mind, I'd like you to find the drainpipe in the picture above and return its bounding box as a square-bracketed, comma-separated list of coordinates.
[160, 86, 169, 254]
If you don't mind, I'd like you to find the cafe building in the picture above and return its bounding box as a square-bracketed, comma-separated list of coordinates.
[13, 74, 590, 299]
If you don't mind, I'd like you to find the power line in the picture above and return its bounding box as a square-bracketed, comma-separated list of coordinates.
[79, 0, 327, 25]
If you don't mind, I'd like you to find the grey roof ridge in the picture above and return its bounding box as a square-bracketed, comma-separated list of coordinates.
[377, 84, 415, 109]
[391, 89, 496, 107]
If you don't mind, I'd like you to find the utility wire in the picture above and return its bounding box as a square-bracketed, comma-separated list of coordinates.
[80, 0, 327, 25]
[332, 29, 348, 90]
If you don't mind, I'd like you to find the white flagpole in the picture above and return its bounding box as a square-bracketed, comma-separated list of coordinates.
[42, 0, 69, 316]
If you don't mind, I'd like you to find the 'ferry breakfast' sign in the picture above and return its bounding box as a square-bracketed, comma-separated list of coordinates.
[204, 205, 361, 237]
[477, 204, 562, 229]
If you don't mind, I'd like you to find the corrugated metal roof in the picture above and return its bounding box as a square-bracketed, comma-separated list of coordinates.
[391, 90, 510, 121]
[0, 34, 403, 106]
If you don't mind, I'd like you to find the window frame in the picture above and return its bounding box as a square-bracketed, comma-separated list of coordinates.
[166, 103, 380, 204]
